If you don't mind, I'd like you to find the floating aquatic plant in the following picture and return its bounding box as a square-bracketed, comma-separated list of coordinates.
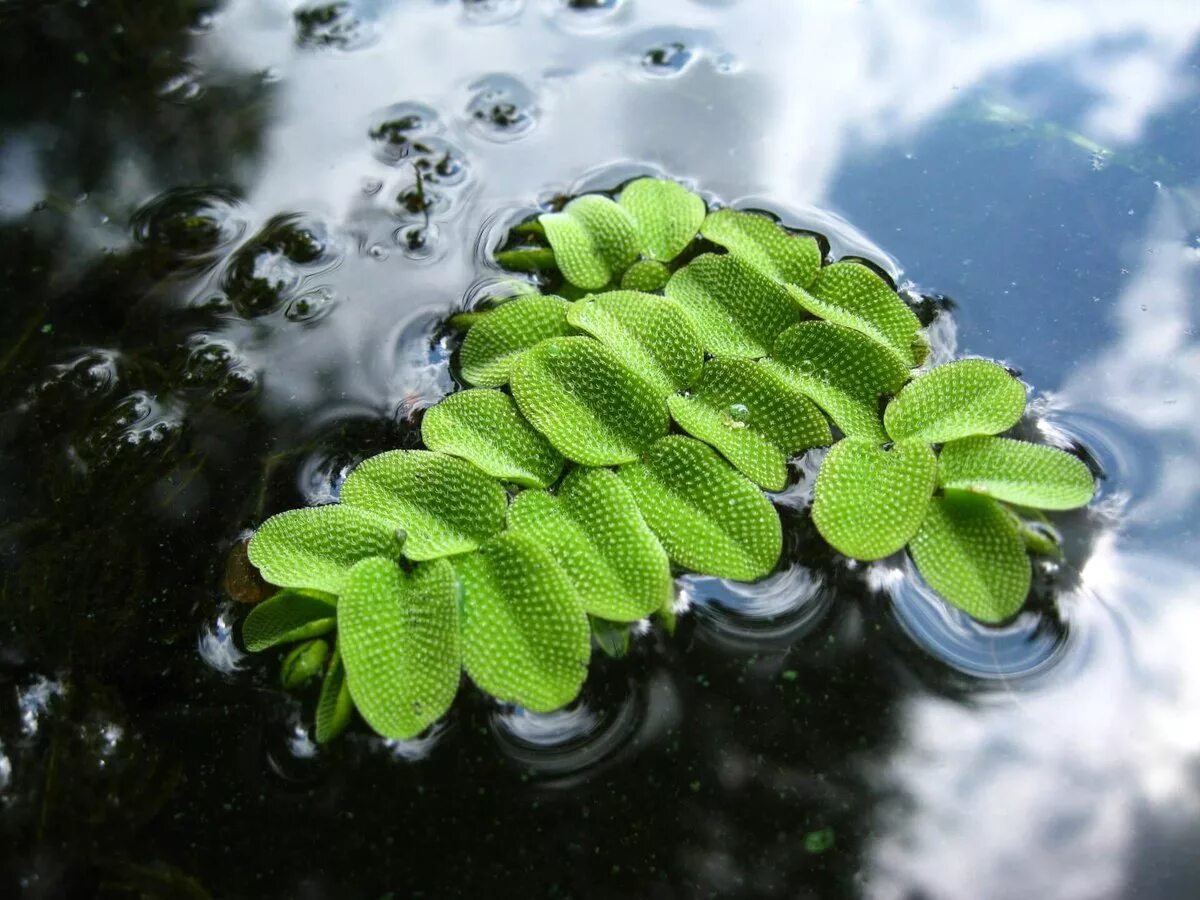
[239, 177, 1097, 742]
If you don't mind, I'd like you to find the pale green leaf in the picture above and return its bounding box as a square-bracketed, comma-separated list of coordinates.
[937, 436, 1095, 510]
[812, 438, 936, 560]
[459, 531, 591, 712]
[617, 177, 706, 262]
[909, 490, 1032, 623]
[565, 291, 704, 396]
[591, 617, 632, 658]
[540, 194, 641, 290]
[507, 467, 672, 622]
[340, 450, 507, 560]
[884, 359, 1026, 443]
[664, 253, 800, 358]
[421, 389, 564, 488]
[698, 208, 821, 287]
[510, 336, 668, 465]
[242, 589, 337, 651]
[315, 643, 354, 743]
[459, 295, 570, 387]
[338, 557, 461, 740]
[280, 639, 328, 690]
[666, 357, 831, 490]
[788, 261, 922, 365]
[620, 259, 670, 292]
[764, 321, 911, 441]
[247, 504, 403, 596]
[620, 436, 781, 581]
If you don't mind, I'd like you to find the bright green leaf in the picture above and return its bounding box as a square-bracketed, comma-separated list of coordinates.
[247, 504, 403, 596]
[884, 359, 1026, 443]
[812, 438, 936, 559]
[617, 177, 706, 262]
[280, 639, 328, 690]
[937, 436, 1095, 510]
[459, 295, 570, 387]
[242, 589, 337, 652]
[566, 291, 704, 396]
[459, 531, 591, 712]
[338, 557, 461, 740]
[764, 321, 911, 441]
[540, 194, 641, 290]
[664, 253, 800, 358]
[621, 259, 670, 292]
[340, 450, 507, 560]
[421, 389, 564, 488]
[315, 643, 354, 743]
[620, 436, 781, 581]
[698, 208, 821, 287]
[666, 357, 831, 490]
[788, 261, 922, 365]
[510, 336, 668, 465]
[909, 490, 1032, 623]
[507, 467, 672, 622]
[591, 617, 632, 659]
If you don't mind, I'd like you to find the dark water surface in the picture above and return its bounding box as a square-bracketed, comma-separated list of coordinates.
[2, 1, 1200, 897]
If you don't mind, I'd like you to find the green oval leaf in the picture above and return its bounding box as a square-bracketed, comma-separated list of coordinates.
[617, 177, 706, 262]
[620, 436, 781, 581]
[909, 490, 1032, 623]
[664, 253, 800, 358]
[698, 208, 821, 287]
[340, 450, 507, 560]
[566, 291, 704, 396]
[247, 504, 404, 595]
[884, 359, 1026, 443]
[666, 357, 831, 490]
[788, 261, 922, 365]
[937, 435, 1095, 509]
[459, 295, 570, 387]
[507, 468, 672, 622]
[280, 639, 328, 691]
[421, 389, 564, 488]
[510, 336, 668, 465]
[338, 557, 461, 740]
[812, 438, 936, 560]
[242, 589, 337, 652]
[540, 194, 641, 290]
[763, 321, 911, 441]
[620, 259, 670, 292]
[459, 531, 591, 712]
[315, 643, 354, 744]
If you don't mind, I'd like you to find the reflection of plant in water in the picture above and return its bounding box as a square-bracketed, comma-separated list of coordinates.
[240, 178, 1097, 742]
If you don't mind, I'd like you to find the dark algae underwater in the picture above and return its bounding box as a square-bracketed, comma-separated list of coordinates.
[2, 1, 1200, 898]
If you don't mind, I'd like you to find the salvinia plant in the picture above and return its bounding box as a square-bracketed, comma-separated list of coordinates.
[239, 176, 1097, 743]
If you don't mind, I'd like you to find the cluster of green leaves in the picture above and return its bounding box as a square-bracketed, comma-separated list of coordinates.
[241, 177, 1096, 742]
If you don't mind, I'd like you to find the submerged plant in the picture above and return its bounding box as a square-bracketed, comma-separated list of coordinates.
[240, 177, 1097, 742]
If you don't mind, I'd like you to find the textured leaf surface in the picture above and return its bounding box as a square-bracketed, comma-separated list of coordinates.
[699, 208, 821, 287]
[620, 259, 670, 291]
[620, 436, 781, 580]
[421, 389, 563, 488]
[666, 358, 831, 490]
[540, 194, 640, 290]
[665, 253, 800, 358]
[812, 439, 936, 559]
[765, 321, 911, 441]
[338, 557, 460, 740]
[459, 531, 591, 712]
[242, 590, 336, 651]
[459, 295, 570, 387]
[247, 504, 403, 595]
[315, 644, 354, 743]
[340, 450, 506, 560]
[885, 359, 1026, 443]
[790, 262, 922, 365]
[618, 177, 705, 262]
[507, 468, 671, 622]
[566, 291, 703, 396]
[938, 436, 1095, 510]
[909, 491, 1032, 623]
[510, 336, 668, 465]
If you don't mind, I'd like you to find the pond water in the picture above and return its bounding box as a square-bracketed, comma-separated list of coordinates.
[2, 1, 1199, 897]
